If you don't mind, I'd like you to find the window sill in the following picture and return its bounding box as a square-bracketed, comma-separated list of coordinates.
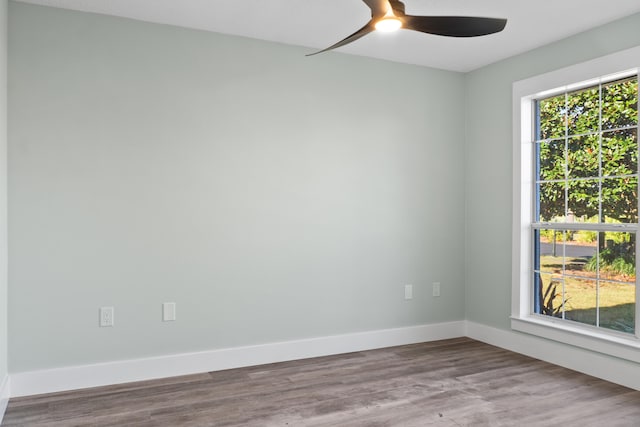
[511, 316, 640, 364]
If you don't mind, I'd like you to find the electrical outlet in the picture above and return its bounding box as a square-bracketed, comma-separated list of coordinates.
[433, 282, 441, 297]
[404, 284, 413, 300]
[163, 302, 176, 321]
[99, 307, 114, 327]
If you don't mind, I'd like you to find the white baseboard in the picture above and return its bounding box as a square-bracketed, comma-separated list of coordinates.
[0, 374, 9, 425]
[9, 321, 465, 397]
[465, 321, 640, 391]
[9, 320, 638, 399]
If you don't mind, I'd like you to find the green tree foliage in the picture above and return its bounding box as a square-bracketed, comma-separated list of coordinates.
[537, 78, 638, 223]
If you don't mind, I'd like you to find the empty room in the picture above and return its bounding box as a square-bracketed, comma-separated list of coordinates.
[1, 0, 640, 425]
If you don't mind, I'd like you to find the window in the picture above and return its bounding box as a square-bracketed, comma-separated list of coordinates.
[534, 76, 638, 334]
[513, 46, 640, 362]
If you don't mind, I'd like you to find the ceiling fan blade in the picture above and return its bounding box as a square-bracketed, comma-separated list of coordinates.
[362, 0, 392, 17]
[306, 21, 376, 56]
[403, 16, 507, 37]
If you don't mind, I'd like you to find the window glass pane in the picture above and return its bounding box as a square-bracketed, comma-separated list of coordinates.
[602, 177, 638, 223]
[537, 274, 566, 319]
[599, 280, 635, 334]
[567, 86, 600, 136]
[565, 232, 597, 280]
[564, 278, 597, 326]
[539, 181, 565, 221]
[568, 135, 599, 179]
[571, 230, 599, 246]
[538, 94, 566, 140]
[538, 140, 565, 181]
[536, 230, 565, 274]
[602, 77, 638, 130]
[567, 179, 599, 221]
[598, 232, 636, 283]
[602, 128, 637, 177]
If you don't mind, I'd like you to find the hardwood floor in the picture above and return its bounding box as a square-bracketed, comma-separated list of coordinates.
[3, 338, 640, 426]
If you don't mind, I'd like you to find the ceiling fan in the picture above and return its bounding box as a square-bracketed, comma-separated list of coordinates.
[307, 0, 507, 56]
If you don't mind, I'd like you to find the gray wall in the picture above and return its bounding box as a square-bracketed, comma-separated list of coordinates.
[0, 0, 7, 386]
[10, 1, 639, 377]
[8, 2, 466, 372]
[465, 15, 640, 334]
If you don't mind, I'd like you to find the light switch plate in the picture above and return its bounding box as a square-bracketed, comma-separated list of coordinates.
[163, 302, 176, 321]
[433, 282, 441, 297]
[405, 284, 413, 300]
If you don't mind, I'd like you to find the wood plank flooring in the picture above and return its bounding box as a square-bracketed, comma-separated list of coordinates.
[3, 338, 640, 426]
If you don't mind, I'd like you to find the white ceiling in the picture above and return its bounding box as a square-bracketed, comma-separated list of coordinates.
[14, 0, 640, 72]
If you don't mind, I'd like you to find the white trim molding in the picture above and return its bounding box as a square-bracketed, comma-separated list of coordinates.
[5, 321, 639, 401]
[511, 316, 640, 363]
[0, 374, 9, 425]
[466, 321, 640, 391]
[9, 321, 465, 397]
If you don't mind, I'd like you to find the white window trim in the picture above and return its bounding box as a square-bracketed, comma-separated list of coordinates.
[512, 45, 640, 363]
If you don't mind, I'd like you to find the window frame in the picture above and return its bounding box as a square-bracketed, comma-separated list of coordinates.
[512, 46, 640, 363]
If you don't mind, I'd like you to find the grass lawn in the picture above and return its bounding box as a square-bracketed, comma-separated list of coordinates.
[539, 255, 635, 334]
